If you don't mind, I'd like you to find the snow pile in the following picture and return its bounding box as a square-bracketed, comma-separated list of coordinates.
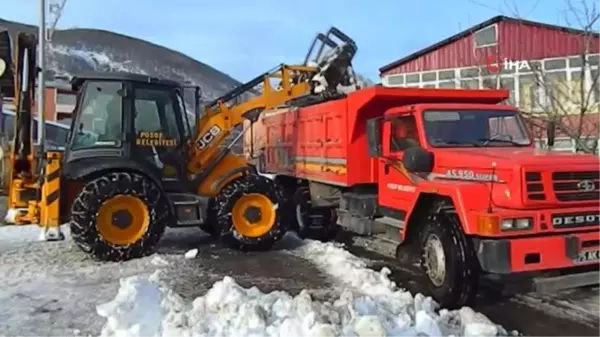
[184, 248, 198, 259]
[96, 239, 508, 337]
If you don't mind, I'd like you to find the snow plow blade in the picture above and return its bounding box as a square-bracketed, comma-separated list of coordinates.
[532, 270, 599, 293]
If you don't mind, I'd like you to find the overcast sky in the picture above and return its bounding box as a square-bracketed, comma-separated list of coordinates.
[1, 0, 596, 82]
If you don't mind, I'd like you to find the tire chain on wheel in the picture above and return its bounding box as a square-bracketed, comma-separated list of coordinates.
[420, 202, 480, 308]
[213, 174, 285, 250]
[69, 172, 170, 261]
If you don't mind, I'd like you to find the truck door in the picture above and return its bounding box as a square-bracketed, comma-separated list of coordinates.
[131, 84, 189, 192]
[378, 114, 421, 216]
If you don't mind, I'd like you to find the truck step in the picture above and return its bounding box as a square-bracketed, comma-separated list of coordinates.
[338, 211, 405, 239]
[373, 217, 406, 242]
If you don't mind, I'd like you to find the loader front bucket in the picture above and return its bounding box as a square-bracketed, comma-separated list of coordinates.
[303, 27, 359, 92]
[303, 27, 357, 66]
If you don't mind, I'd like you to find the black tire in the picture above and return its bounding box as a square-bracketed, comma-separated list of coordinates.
[201, 204, 218, 238]
[69, 172, 170, 261]
[419, 202, 479, 308]
[213, 174, 285, 250]
[293, 187, 338, 241]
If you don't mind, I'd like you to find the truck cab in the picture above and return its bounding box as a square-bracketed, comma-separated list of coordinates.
[378, 103, 534, 212]
[371, 101, 599, 305]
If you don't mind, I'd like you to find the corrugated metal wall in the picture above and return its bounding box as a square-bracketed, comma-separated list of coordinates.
[500, 21, 599, 61]
[383, 21, 600, 75]
[383, 34, 490, 75]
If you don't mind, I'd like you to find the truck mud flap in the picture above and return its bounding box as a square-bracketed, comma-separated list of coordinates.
[532, 270, 600, 293]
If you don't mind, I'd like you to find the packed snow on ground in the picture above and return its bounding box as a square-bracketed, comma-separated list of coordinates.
[0, 223, 70, 249]
[96, 237, 510, 337]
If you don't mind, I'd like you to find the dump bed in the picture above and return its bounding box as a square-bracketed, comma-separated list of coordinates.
[248, 86, 509, 187]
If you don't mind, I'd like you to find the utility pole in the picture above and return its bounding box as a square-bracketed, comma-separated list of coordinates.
[37, 0, 67, 148]
[37, 0, 46, 149]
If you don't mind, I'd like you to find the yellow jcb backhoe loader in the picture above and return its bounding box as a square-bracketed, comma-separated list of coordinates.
[2, 28, 359, 261]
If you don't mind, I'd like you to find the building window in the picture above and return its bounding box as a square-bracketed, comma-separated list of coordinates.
[422, 83, 436, 88]
[589, 54, 599, 66]
[406, 73, 420, 84]
[473, 25, 497, 48]
[592, 69, 599, 103]
[482, 76, 498, 89]
[500, 77, 516, 105]
[543, 71, 568, 108]
[544, 59, 567, 71]
[519, 74, 542, 111]
[422, 71, 437, 82]
[439, 70, 455, 80]
[460, 79, 479, 89]
[439, 81, 456, 88]
[460, 67, 479, 78]
[56, 92, 76, 105]
[387, 74, 404, 86]
[569, 56, 583, 67]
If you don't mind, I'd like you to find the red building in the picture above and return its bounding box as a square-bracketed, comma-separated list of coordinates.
[379, 15, 599, 153]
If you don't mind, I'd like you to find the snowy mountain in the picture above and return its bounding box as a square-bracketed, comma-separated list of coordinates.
[0, 18, 240, 101]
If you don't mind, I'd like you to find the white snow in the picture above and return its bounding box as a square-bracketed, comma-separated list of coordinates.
[184, 248, 199, 259]
[96, 237, 507, 337]
[0, 223, 70, 248]
[151, 255, 170, 267]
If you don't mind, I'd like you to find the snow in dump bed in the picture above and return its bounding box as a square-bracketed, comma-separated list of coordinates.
[97, 238, 510, 337]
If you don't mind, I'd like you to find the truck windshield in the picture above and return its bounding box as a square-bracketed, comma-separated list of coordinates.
[423, 110, 531, 147]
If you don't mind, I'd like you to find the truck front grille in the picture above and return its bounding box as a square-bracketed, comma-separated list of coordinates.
[552, 171, 600, 202]
[525, 171, 545, 200]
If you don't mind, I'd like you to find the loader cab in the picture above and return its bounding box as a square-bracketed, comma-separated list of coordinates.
[63, 73, 193, 192]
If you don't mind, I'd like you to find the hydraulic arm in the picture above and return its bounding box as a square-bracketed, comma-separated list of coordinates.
[188, 27, 360, 196]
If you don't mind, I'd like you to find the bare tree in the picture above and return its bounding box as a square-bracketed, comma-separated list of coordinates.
[469, 0, 600, 154]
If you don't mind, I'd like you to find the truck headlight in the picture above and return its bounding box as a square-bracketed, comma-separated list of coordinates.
[500, 218, 533, 231]
[515, 218, 532, 229]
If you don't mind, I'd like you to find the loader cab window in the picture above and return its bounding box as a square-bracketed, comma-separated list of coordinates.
[175, 91, 192, 139]
[389, 115, 420, 152]
[71, 81, 123, 150]
[133, 87, 181, 142]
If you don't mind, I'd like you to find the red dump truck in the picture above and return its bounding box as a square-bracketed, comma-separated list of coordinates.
[249, 86, 600, 308]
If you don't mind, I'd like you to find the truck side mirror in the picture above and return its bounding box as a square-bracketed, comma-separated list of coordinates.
[403, 146, 434, 174]
[547, 119, 556, 147]
[366, 117, 382, 157]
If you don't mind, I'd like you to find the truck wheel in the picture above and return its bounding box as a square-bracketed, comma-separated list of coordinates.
[213, 174, 285, 250]
[69, 172, 170, 261]
[294, 187, 338, 241]
[419, 204, 479, 308]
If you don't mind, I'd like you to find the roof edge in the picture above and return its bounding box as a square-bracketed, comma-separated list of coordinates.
[379, 15, 600, 74]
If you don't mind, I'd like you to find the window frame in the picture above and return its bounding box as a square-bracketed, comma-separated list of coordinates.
[132, 83, 186, 145]
[473, 24, 498, 48]
[422, 109, 532, 148]
[389, 115, 420, 152]
[69, 80, 124, 151]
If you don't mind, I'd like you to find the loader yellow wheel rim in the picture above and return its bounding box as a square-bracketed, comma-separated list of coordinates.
[231, 193, 276, 238]
[96, 195, 150, 245]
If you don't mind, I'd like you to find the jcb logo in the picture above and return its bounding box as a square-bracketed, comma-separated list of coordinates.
[196, 125, 221, 150]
